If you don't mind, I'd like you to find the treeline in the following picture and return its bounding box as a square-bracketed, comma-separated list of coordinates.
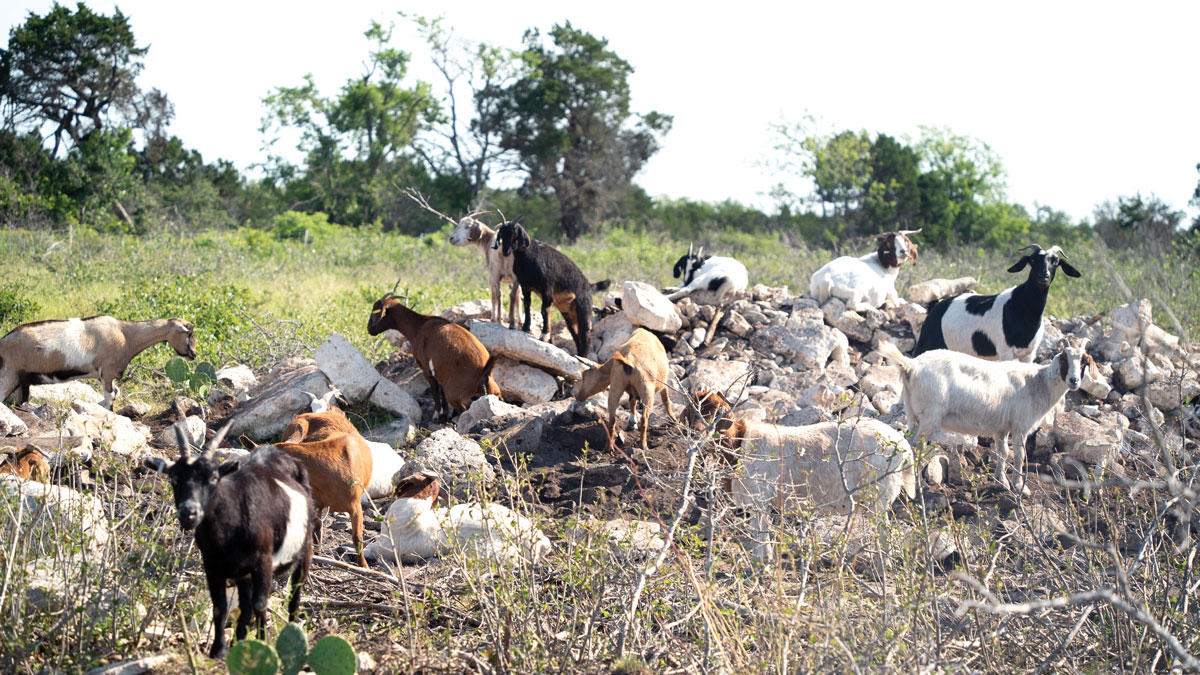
[1, 3, 1197, 251]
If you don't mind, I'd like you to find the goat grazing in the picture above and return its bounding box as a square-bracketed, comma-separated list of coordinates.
[913, 244, 1080, 362]
[721, 417, 916, 560]
[492, 219, 611, 356]
[681, 389, 735, 434]
[145, 422, 315, 658]
[809, 229, 922, 311]
[573, 328, 677, 451]
[292, 391, 407, 505]
[878, 337, 1088, 492]
[0, 315, 196, 409]
[367, 292, 501, 420]
[364, 469, 551, 565]
[667, 245, 749, 345]
[0, 446, 49, 482]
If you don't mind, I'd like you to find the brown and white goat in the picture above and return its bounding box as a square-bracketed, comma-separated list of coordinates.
[681, 390, 735, 434]
[573, 328, 676, 451]
[808, 229, 921, 311]
[244, 408, 374, 568]
[0, 446, 49, 482]
[449, 215, 522, 329]
[0, 315, 196, 409]
[367, 295, 501, 421]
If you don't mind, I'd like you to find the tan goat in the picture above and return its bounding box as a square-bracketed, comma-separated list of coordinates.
[0, 446, 49, 482]
[573, 329, 676, 451]
[0, 315, 196, 409]
[367, 295, 501, 421]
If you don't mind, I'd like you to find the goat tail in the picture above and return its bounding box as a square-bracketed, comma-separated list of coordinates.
[875, 340, 914, 377]
[592, 279, 611, 293]
[480, 353, 499, 396]
[902, 459, 917, 500]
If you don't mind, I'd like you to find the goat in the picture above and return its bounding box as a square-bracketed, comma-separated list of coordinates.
[145, 422, 314, 658]
[265, 407, 374, 568]
[913, 244, 1080, 362]
[0, 315, 196, 409]
[0, 446, 49, 482]
[291, 394, 406, 504]
[809, 229, 922, 311]
[721, 417, 916, 561]
[573, 328, 677, 451]
[367, 293, 501, 420]
[364, 469, 550, 565]
[681, 390, 735, 434]
[492, 219, 611, 356]
[667, 245, 749, 345]
[878, 337, 1088, 492]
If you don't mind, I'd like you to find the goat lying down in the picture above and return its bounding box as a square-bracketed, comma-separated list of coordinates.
[809, 229, 921, 311]
[0, 315, 196, 409]
[722, 417, 916, 560]
[365, 470, 551, 566]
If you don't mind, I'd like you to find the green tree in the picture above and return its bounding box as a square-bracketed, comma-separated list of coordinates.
[863, 133, 921, 232]
[480, 23, 671, 240]
[1, 2, 164, 156]
[1093, 193, 1183, 250]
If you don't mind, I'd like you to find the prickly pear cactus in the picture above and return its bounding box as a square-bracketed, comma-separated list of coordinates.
[306, 635, 357, 675]
[226, 639, 280, 675]
[195, 361, 218, 381]
[188, 370, 212, 397]
[276, 622, 309, 675]
[165, 357, 190, 383]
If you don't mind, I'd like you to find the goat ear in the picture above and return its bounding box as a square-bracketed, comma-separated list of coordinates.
[238, 435, 258, 450]
[515, 225, 531, 250]
[673, 256, 686, 279]
[176, 324, 190, 333]
[143, 457, 170, 474]
[1058, 260, 1081, 278]
[217, 459, 240, 477]
[1007, 256, 1030, 273]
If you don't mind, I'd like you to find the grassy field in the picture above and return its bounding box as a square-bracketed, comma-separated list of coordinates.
[1, 224, 1198, 673]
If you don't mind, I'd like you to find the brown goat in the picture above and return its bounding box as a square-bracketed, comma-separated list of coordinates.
[681, 390, 735, 434]
[573, 329, 676, 451]
[367, 295, 501, 421]
[0, 446, 49, 482]
[246, 410, 374, 568]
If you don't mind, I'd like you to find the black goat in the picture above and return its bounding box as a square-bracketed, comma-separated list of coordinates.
[913, 244, 1080, 362]
[145, 422, 315, 658]
[492, 219, 610, 356]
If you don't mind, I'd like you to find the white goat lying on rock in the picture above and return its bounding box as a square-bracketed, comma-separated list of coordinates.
[364, 470, 551, 566]
[878, 337, 1088, 492]
[721, 417, 916, 561]
[809, 229, 921, 311]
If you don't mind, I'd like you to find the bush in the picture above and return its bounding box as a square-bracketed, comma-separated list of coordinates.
[0, 282, 40, 329]
[271, 211, 340, 243]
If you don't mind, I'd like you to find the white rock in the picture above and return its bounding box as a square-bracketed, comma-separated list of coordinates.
[412, 428, 496, 499]
[369, 378, 423, 423]
[724, 310, 753, 337]
[688, 327, 707, 349]
[1081, 363, 1112, 399]
[622, 281, 682, 333]
[363, 441, 406, 502]
[440, 299, 493, 324]
[156, 415, 205, 449]
[456, 395, 530, 434]
[924, 455, 950, 486]
[686, 359, 751, 399]
[63, 401, 150, 457]
[229, 362, 334, 441]
[466, 320, 588, 380]
[0, 475, 110, 555]
[907, 277, 977, 304]
[215, 365, 258, 392]
[315, 333, 381, 403]
[492, 357, 558, 404]
[589, 312, 635, 363]
[0, 402, 28, 437]
[364, 419, 416, 448]
[29, 381, 104, 405]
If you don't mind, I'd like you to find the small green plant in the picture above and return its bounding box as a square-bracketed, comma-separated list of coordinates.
[226, 623, 357, 675]
[165, 357, 217, 398]
[0, 281, 39, 327]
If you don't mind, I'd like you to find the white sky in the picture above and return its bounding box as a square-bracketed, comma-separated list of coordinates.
[3, 0, 1198, 224]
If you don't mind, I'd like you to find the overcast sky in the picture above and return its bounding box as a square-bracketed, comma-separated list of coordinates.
[4, 0, 1197, 224]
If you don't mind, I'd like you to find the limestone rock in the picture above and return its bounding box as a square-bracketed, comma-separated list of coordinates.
[440, 299, 493, 324]
[228, 361, 333, 441]
[622, 281, 682, 333]
[723, 310, 753, 337]
[467, 320, 588, 379]
[315, 333, 381, 402]
[457, 395, 529, 435]
[482, 417, 546, 456]
[589, 312, 636, 363]
[412, 428, 496, 499]
[492, 357, 558, 404]
[686, 359, 752, 399]
[1054, 410, 1122, 465]
[0, 475, 110, 555]
[63, 401, 150, 456]
[907, 277, 977, 304]
[215, 365, 258, 393]
[156, 415, 205, 449]
[29, 381, 104, 405]
[369, 377, 423, 424]
[364, 419, 416, 448]
[0, 403, 28, 437]
[116, 401, 152, 420]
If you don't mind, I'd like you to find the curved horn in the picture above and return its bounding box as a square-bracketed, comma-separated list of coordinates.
[1016, 243, 1042, 255]
[1046, 245, 1068, 259]
[898, 228, 923, 235]
[688, 241, 693, 257]
[388, 276, 402, 297]
[202, 421, 235, 458]
[173, 421, 193, 458]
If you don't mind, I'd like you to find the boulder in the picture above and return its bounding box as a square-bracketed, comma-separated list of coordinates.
[156, 415, 205, 448]
[411, 428, 496, 499]
[29, 382, 104, 406]
[1054, 410, 1122, 465]
[440, 299, 493, 324]
[482, 417, 546, 456]
[752, 323, 849, 371]
[821, 298, 885, 343]
[369, 378, 423, 423]
[751, 284, 789, 304]
[492, 357, 558, 404]
[315, 333, 381, 402]
[215, 365, 258, 393]
[63, 401, 150, 457]
[0, 403, 28, 437]
[0, 475, 110, 555]
[621, 281, 682, 333]
[116, 401, 152, 419]
[1110, 298, 1153, 344]
[589, 312, 636, 362]
[924, 455, 951, 486]
[228, 361, 333, 441]
[907, 277, 977, 304]
[897, 302, 928, 337]
[1145, 372, 1200, 412]
[1081, 362, 1113, 399]
[686, 359, 752, 399]
[466, 320, 589, 380]
[723, 310, 753, 338]
[457, 394, 530, 435]
[857, 363, 903, 398]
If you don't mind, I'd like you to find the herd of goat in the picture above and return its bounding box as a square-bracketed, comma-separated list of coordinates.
[0, 206, 1096, 657]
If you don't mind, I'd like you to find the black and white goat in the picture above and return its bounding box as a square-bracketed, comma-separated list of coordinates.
[492, 219, 611, 356]
[0, 315, 196, 409]
[809, 229, 921, 311]
[145, 422, 315, 658]
[913, 244, 1080, 362]
[667, 244, 748, 344]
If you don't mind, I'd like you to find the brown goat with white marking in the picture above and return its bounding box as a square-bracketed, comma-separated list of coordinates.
[0, 446, 49, 482]
[0, 315, 196, 409]
[682, 389, 735, 434]
[244, 408, 374, 568]
[367, 295, 501, 421]
[573, 329, 676, 451]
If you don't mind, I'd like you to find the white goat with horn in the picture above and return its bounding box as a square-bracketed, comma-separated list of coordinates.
[809, 229, 922, 311]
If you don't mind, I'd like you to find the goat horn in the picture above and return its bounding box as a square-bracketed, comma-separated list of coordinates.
[697, 246, 704, 258]
[898, 228, 923, 235]
[496, 207, 507, 223]
[688, 241, 693, 257]
[1047, 245, 1069, 259]
[1016, 243, 1041, 255]
[173, 421, 193, 458]
[203, 420, 235, 458]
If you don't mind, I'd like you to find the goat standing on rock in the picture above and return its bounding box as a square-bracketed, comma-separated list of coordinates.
[573, 328, 677, 451]
[809, 229, 921, 311]
[0, 315, 196, 409]
[493, 219, 611, 356]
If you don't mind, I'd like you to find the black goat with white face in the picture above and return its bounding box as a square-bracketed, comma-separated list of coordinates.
[492, 219, 610, 356]
[913, 244, 1081, 362]
[145, 422, 315, 658]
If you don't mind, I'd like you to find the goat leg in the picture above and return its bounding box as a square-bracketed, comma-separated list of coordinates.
[207, 570, 232, 658]
[508, 282, 521, 330]
[521, 288, 534, 334]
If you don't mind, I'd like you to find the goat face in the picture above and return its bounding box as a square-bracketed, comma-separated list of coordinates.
[146, 453, 240, 530]
[367, 297, 403, 336]
[393, 469, 440, 501]
[1007, 245, 1080, 290]
[876, 230, 920, 269]
[572, 361, 613, 401]
[449, 216, 483, 246]
[492, 220, 531, 256]
[672, 249, 709, 286]
[166, 319, 197, 360]
[1054, 337, 1091, 391]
